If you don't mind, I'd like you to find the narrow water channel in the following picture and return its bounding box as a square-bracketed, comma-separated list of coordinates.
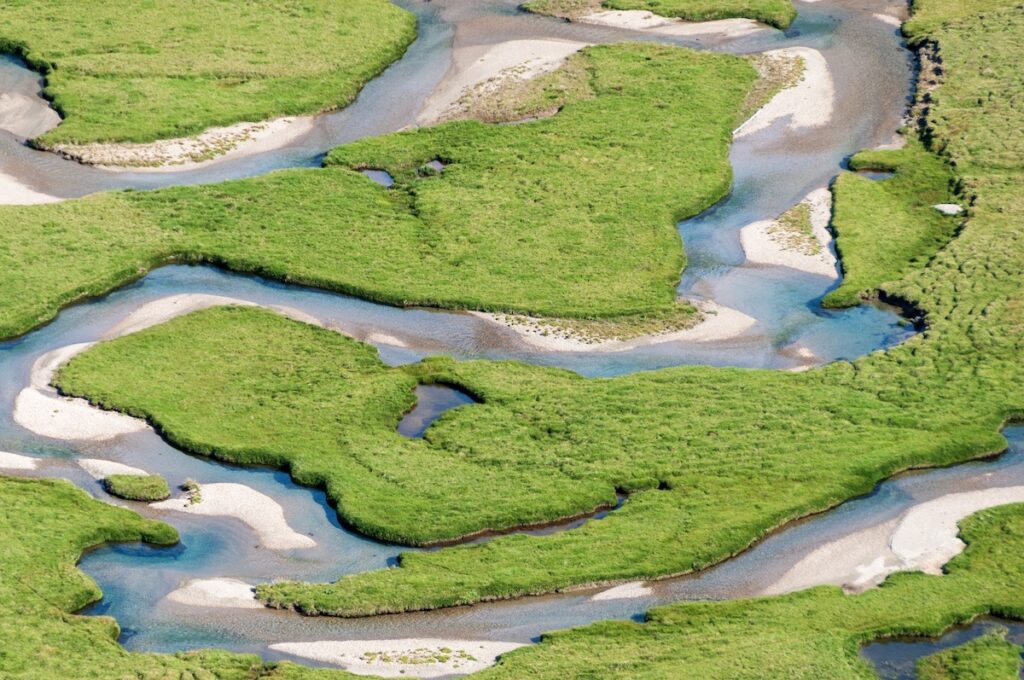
[0, 0, 984, 675]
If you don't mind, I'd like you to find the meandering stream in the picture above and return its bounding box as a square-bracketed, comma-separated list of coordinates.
[0, 0, 1002, 676]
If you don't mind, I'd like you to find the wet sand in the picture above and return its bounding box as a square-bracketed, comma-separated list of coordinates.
[271, 639, 525, 678]
[418, 38, 588, 124]
[740, 187, 838, 278]
[151, 482, 317, 551]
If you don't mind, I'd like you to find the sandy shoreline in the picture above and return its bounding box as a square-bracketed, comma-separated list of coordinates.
[101, 293, 324, 340]
[151, 482, 316, 550]
[0, 451, 39, 470]
[579, 10, 768, 39]
[13, 295, 325, 443]
[270, 639, 525, 678]
[740, 187, 838, 278]
[418, 39, 588, 125]
[763, 486, 1024, 595]
[472, 300, 757, 353]
[79, 458, 148, 480]
[46, 116, 315, 171]
[165, 577, 261, 609]
[0, 171, 61, 205]
[13, 343, 150, 441]
[734, 47, 834, 138]
[590, 581, 652, 601]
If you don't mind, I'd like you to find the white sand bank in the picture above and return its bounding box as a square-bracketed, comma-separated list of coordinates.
[418, 39, 587, 125]
[48, 116, 314, 171]
[102, 293, 324, 339]
[590, 581, 652, 601]
[363, 332, 410, 348]
[763, 519, 901, 595]
[79, 458, 148, 480]
[0, 92, 61, 139]
[0, 171, 61, 205]
[740, 187, 838, 278]
[473, 300, 756, 353]
[765, 486, 1024, 595]
[13, 343, 149, 441]
[165, 577, 261, 609]
[580, 11, 767, 39]
[0, 451, 39, 470]
[735, 47, 834, 138]
[151, 482, 316, 550]
[890, 486, 1024, 574]
[14, 296, 323, 443]
[270, 639, 525, 678]
[873, 13, 903, 28]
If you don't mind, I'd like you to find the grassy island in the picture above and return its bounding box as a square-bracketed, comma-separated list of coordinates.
[523, 0, 797, 29]
[0, 43, 758, 337]
[918, 629, 1023, 680]
[475, 505, 1024, 677]
[102, 474, 171, 501]
[6, 475, 1024, 678]
[52, 0, 1024, 618]
[0, 0, 415, 146]
[0, 475, 364, 678]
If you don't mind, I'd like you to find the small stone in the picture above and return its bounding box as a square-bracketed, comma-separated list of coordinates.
[932, 203, 963, 216]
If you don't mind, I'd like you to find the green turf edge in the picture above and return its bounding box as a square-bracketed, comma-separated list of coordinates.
[917, 628, 1024, 680]
[0, 1, 417, 146]
[102, 474, 171, 501]
[522, 0, 797, 29]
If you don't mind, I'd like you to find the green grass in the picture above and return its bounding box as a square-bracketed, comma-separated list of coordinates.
[102, 474, 170, 501]
[523, 0, 796, 28]
[0, 475, 362, 678]
[0, 0, 415, 145]
[824, 140, 961, 308]
[0, 44, 756, 336]
[52, 0, 1024, 618]
[470, 505, 1024, 678]
[918, 629, 1024, 680]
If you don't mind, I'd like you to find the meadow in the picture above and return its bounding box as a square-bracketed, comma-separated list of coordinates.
[918, 629, 1023, 680]
[55, 0, 1024, 619]
[0, 0, 415, 146]
[0, 44, 756, 337]
[0, 476, 360, 678]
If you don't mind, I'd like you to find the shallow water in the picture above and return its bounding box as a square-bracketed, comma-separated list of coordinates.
[862, 617, 1024, 679]
[397, 384, 476, 438]
[0, 0, 987, 673]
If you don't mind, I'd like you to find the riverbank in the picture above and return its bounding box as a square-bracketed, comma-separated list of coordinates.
[522, 0, 796, 29]
[740, 187, 838, 278]
[0, 43, 757, 339]
[418, 39, 588, 125]
[3, 0, 415, 167]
